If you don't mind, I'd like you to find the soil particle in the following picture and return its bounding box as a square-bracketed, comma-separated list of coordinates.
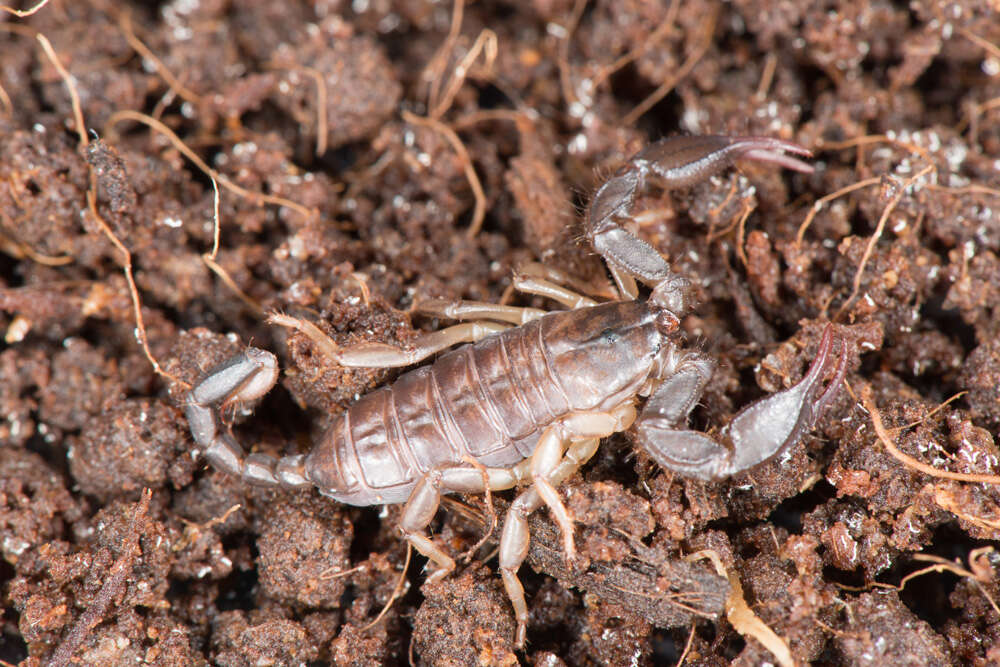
[835, 590, 951, 667]
[254, 494, 352, 608]
[0, 450, 82, 565]
[211, 612, 318, 667]
[527, 482, 728, 631]
[270, 29, 403, 151]
[328, 620, 390, 667]
[958, 337, 1000, 427]
[68, 399, 191, 501]
[412, 565, 518, 667]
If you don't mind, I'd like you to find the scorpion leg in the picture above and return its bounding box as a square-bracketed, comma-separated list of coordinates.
[185, 349, 311, 488]
[585, 135, 814, 312]
[500, 437, 602, 648]
[635, 325, 848, 481]
[418, 262, 608, 324]
[515, 262, 620, 301]
[414, 299, 546, 325]
[270, 313, 507, 368]
[511, 269, 598, 309]
[499, 402, 635, 647]
[531, 404, 639, 562]
[399, 463, 525, 583]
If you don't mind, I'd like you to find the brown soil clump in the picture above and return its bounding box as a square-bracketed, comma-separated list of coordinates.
[2, 0, 999, 664]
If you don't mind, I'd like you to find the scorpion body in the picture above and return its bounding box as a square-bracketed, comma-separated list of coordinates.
[303, 300, 661, 506]
[185, 135, 849, 647]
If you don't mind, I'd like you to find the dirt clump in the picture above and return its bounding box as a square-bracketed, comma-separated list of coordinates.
[2, 0, 1000, 664]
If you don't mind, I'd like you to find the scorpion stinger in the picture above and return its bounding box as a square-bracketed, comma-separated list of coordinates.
[635, 325, 849, 481]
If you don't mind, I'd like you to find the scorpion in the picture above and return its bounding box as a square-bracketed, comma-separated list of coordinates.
[185, 135, 849, 647]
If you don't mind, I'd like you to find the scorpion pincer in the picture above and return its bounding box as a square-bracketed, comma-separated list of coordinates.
[184, 135, 849, 648]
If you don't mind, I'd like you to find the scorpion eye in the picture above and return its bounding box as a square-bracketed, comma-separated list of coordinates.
[600, 328, 619, 344]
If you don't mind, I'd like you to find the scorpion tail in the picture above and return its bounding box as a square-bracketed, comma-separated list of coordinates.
[185, 349, 311, 489]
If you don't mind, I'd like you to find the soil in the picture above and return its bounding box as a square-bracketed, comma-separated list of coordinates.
[2, 0, 999, 665]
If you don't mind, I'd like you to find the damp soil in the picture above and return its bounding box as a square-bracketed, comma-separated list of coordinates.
[2, 1, 1000, 665]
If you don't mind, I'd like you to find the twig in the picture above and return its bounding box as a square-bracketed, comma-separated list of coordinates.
[861, 385, 1000, 484]
[46, 489, 152, 667]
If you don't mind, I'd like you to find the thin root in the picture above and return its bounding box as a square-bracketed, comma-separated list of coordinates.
[360, 543, 413, 632]
[861, 385, 1000, 485]
[36, 33, 87, 149]
[834, 164, 934, 322]
[676, 623, 697, 667]
[39, 27, 184, 386]
[795, 177, 881, 245]
[623, 6, 717, 126]
[886, 548, 999, 620]
[116, 11, 202, 105]
[105, 110, 314, 220]
[0, 0, 50, 17]
[87, 190, 186, 387]
[266, 63, 329, 156]
[402, 111, 486, 238]
[555, 0, 587, 107]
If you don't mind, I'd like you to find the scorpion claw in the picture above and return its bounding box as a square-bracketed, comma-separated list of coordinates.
[585, 135, 814, 310]
[718, 324, 847, 477]
[636, 325, 847, 481]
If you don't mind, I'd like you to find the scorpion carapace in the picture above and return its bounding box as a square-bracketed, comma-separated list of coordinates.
[185, 135, 848, 648]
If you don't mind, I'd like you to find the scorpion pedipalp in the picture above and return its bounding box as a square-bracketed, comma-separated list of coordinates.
[585, 135, 814, 312]
[635, 324, 849, 481]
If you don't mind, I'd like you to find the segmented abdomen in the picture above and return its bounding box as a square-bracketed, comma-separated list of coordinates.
[308, 317, 571, 505]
